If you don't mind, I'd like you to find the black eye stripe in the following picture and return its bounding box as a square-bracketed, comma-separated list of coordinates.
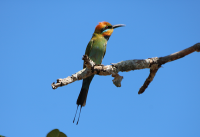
[101, 26, 113, 33]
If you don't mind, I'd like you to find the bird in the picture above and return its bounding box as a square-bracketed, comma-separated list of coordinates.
[73, 21, 125, 124]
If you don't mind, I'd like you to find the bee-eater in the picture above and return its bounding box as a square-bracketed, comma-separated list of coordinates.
[73, 21, 125, 124]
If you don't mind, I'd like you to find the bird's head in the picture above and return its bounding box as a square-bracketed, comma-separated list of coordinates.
[94, 21, 125, 37]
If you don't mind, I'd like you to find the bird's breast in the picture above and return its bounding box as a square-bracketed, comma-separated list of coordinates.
[88, 38, 107, 65]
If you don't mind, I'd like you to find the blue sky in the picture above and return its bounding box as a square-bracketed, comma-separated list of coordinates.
[0, 1, 200, 137]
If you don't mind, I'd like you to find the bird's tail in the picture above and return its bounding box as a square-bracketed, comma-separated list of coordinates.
[76, 88, 88, 106]
[73, 75, 94, 124]
[76, 75, 94, 106]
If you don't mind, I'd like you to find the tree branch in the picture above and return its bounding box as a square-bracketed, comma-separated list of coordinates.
[51, 43, 200, 94]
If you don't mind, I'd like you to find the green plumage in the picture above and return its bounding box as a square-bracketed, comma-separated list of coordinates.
[76, 33, 107, 106]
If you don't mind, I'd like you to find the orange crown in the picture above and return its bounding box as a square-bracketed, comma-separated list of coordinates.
[94, 21, 113, 36]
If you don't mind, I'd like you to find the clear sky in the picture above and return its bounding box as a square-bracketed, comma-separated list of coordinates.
[0, 0, 200, 137]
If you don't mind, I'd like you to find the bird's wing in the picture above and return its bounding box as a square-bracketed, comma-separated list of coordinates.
[101, 42, 107, 63]
[103, 42, 107, 58]
[85, 39, 93, 56]
[83, 39, 94, 68]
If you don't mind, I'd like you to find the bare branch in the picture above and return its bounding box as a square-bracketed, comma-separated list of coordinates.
[51, 43, 200, 94]
[138, 66, 160, 94]
[157, 43, 200, 65]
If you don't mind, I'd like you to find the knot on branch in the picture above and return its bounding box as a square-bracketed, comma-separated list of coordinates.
[149, 57, 159, 69]
[82, 55, 95, 69]
[51, 82, 57, 89]
[194, 43, 200, 52]
[112, 73, 123, 87]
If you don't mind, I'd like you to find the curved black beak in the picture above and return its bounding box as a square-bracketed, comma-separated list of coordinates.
[113, 24, 125, 29]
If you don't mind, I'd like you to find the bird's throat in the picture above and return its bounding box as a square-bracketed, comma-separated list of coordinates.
[103, 35, 110, 40]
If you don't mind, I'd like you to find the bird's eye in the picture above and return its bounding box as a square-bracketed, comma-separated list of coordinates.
[107, 26, 111, 29]
[101, 26, 110, 33]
